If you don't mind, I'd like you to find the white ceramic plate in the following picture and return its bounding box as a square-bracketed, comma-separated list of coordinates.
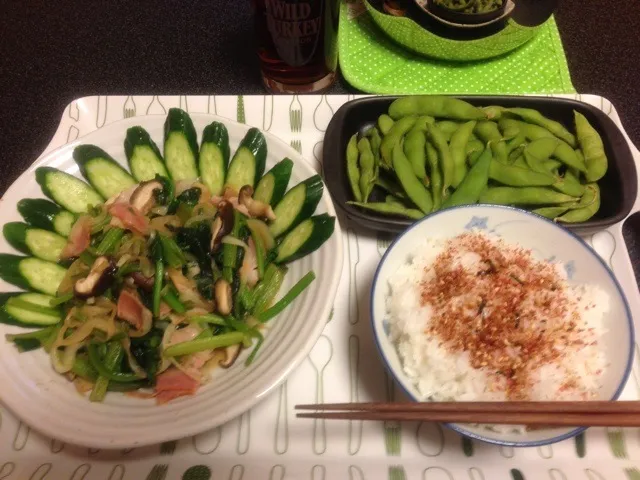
[0, 113, 343, 449]
[371, 205, 634, 447]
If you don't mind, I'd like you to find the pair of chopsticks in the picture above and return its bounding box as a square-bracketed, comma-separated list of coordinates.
[295, 401, 640, 427]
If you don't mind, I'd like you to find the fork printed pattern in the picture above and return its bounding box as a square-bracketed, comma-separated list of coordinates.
[388, 465, 406, 480]
[145, 464, 169, 480]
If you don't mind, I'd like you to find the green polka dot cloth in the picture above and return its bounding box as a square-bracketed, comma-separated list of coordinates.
[339, 0, 575, 94]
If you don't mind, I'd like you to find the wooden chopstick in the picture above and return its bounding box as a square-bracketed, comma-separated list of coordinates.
[294, 402, 640, 427]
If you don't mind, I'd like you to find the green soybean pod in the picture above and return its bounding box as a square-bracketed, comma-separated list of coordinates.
[532, 205, 572, 220]
[347, 201, 424, 220]
[358, 137, 376, 202]
[346, 134, 362, 201]
[553, 141, 587, 173]
[574, 111, 608, 182]
[366, 127, 383, 168]
[474, 121, 508, 164]
[376, 175, 408, 199]
[489, 160, 556, 187]
[479, 186, 578, 205]
[380, 116, 417, 167]
[542, 159, 563, 173]
[442, 145, 492, 209]
[404, 128, 428, 182]
[388, 96, 486, 121]
[512, 155, 528, 169]
[426, 141, 442, 211]
[434, 120, 461, 141]
[506, 133, 527, 154]
[506, 107, 577, 147]
[392, 142, 433, 214]
[525, 137, 559, 161]
[553, 169, 586, 198]
[426, 123, 453, 194]
[450, 120, 477, 188]
[378, 114, 394, 135]
[385, 195, 405, 207]
[556, 184, 600, 223]
[483, 105, 505, 120]
[499, 118, 556, 142]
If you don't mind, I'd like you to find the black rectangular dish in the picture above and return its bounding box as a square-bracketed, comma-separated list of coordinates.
[323, 95, 637, 235]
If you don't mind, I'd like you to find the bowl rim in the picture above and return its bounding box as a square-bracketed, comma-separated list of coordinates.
[369, 203, 635, 447]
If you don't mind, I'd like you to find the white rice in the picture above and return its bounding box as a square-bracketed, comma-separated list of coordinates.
[386, 232, 609, 431]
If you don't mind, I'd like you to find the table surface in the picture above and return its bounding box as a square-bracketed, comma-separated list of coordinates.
[1, 0, 639, 280]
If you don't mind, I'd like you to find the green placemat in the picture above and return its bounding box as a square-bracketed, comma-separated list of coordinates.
[339, 0, 575, 94]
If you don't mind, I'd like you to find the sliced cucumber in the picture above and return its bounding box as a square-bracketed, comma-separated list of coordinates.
[17, 198, 76, 237]
[0, 255, 67, 295]
[124, 126, 169, 181]
[254, 158, 294, 207]
[276, 214, 335, 263]
[0, 292, 61, 327]
[270, 175, 323, 238]
[35, 167, 104, 213]
[164, 108, 199, 181]
[3, 222, 67, 262]
[225, 128, 267, 192]
[199, 122, 230, 196]
[73, 144, 137, 199]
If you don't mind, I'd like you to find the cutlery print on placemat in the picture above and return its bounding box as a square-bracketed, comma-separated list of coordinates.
[348, 466, 365, 480]
[500, 445, 515, 458]
[274, 381, 289, 454]
[236, 410, 251, 455]
[269, 465, 285, 480]
[389, 466, 407, 480]
[585, 469, 606, 480]
[69, 101, 80, 121]
[606, 427, 627, 458]
[461, 437, 474, 457]
[308, 335, 333, 455]
[96, 96, 108, 128]
[548, 469, 567, 480]
[313, 95, 334, 133]
[263, 96, 274, 131]
[312, 465, 326, 480]
[68, 464, 91, 480]
[625, 468, 640, 480]
[180, 95, 189, 112]
[376, 232, 393, 258]
[160, 440, 177, 456]
[13, 421, 29, 451]
[510, 469, 525, 480]
[537, 444, 553, 459]
[0, 463, 15, 480]
[290, 95, 302, 133]
[290, 139, 302, 154]
[237, 95, 246, 124]
[145, 464, 169, 480]
[633, 342, 640, 396]
[468, 467, 485, 480]
[108, 465, 126, 480]
[207, 95, 217, 114]
[193, 426, 223, 455]
[123, 96, 136, 118]
[423, 467, 453, 480]
[347, 228, 360, 325]
[384, 371, 401, 456]
[228, 465, 245, 480]
[312, 140, 324, 176]
[28, 463, 52, 480]
[50, 438, 64, 454]
[415, 421, 444, 457]
[183, 465, 212, 480]
[348, 334, 362, 455]
[575, 432, 586, 457]
[147, 95, 167, 115]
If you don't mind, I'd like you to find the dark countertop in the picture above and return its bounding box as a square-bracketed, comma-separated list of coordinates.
[1, 0, 639, 282]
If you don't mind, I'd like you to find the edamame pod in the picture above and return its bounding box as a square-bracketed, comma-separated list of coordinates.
[505, 108, 577, 147]
[358, 137, 377, 202]
[366, 127, 383, 169]
[450, 120, 476, 188]
[380, 116, 417, 167]
[376, 175, 408, 199]
[434, 120, 460, 141]
[404, 128, 428, 182]
[388, 96, 486, 121]
[347, 201, 424, 220]
[392, 142, 433, 214]
[499, 118, 556, 142]
[385, 195, 405, 207]
[489, 160, 556, 187]
[533, 206, 572, 219]
[426, 142, 442, 211]
[553, 169, 586, 197]
[426, 124, 453, 194]
[574, 111, 608, 182]
[346, 134, 362, 202]
[553, 141, 587, 173]
[474, 121, 508, 164]
[378, 114, 394, 135]
[525, 137, 559, 162]
[483, 105, 505, 120]
[442, 145, 492, 209]
[479, 186, 577, 205]
[556, 184, 600, 223]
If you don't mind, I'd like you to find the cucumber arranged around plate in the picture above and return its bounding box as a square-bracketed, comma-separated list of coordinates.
[0, 108, 335, 404]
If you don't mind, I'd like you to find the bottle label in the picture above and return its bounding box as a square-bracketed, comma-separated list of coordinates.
[265, 0, 324, 66]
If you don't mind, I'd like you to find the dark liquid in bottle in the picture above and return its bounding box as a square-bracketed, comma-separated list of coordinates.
[252, 0, 339, 92]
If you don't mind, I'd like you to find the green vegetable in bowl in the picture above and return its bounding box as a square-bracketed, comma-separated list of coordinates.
[434, 0, 504, 13]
